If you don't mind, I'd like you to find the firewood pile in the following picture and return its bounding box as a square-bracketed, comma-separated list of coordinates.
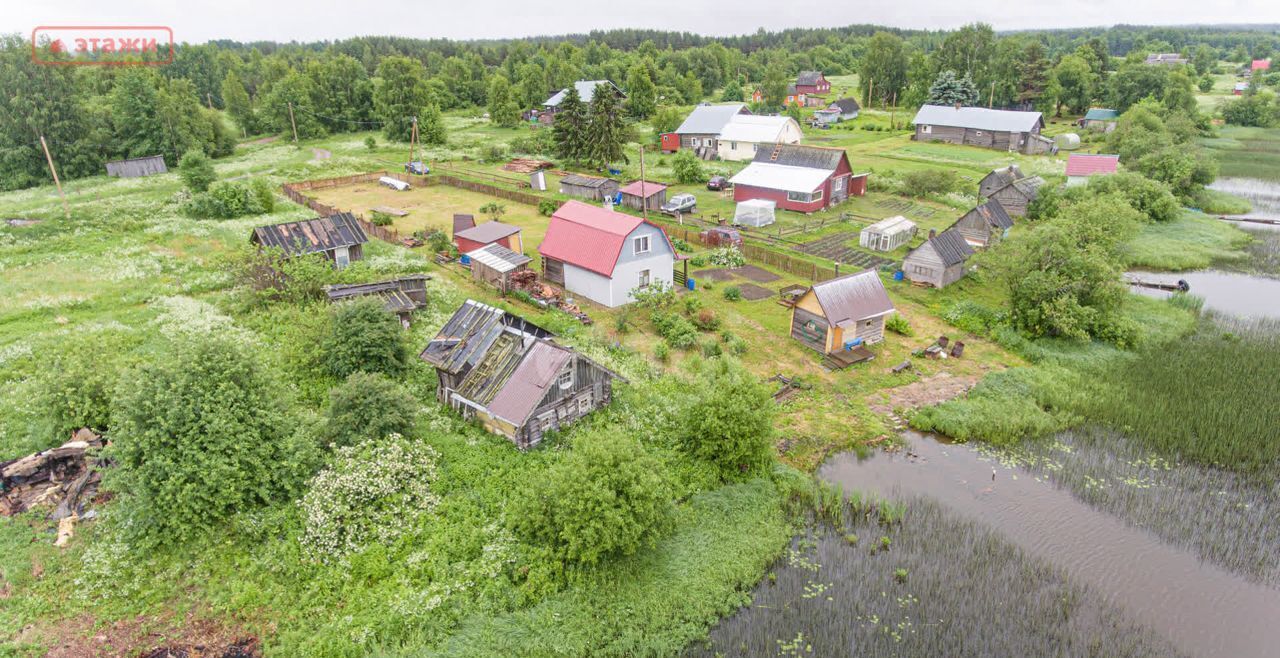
[400, 236, 424, 248]
[502, 158, 555, 174]
[508, 270, 593, 324]
[1, 429, 104, 525]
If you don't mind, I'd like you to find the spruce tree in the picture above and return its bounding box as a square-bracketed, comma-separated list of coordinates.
[552, 86, 587, 163]
[418, 102, 447, 145]
[584, 84, 629, 168]
[926, 70, 980, 106]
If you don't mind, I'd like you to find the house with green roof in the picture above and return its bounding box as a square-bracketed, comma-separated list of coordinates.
[1081, 108, 1120, 132]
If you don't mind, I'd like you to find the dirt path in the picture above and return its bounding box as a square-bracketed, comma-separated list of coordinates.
[868, 371, 980, 418]
[311, 148, 332, 161]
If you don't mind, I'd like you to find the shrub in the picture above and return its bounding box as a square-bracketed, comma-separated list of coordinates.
[707, 246, 746, 268]
[633, 280, 676, 310]
[185, 180, 273, 219]
[654, 342, 670, 362]
[178, 149, 216, 193]
[37, 332, 137, 439]
[370, 210, 394, 226]
[322, 298, 409, 379]
[538, 199, 561, 216]
[675, 358, 775, 480]
[249, 178, 276, 213]
[692, 308, 721, 332]
[482, 144, 508, 163]
[300, 435, 441, 560]
[324, 372, 417, 448]
[900, 169, 959, 197]
[681, 294, 703, 315]
[479, 201, 507, 221]
[671, 150, 706, 184]
[700, 338, 723, 357]
[509, 429, 672, 566]
[109, 337, 316, 547]
[723, 285, 742, 301]
[885, 313, 913, 336]
[653, 312, 699, 349]
[364, 136, 377, 151]
[670, 238, 691, 252]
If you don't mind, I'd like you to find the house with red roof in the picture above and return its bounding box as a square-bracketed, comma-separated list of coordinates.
[1065, 153, 1120, 187]
[538, 201, 677, 307]
[1251, 59, 1271, 75]
[729, 144, 867, 213]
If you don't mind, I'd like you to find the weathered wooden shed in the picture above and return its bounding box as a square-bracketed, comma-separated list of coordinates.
[790, 269, 895, 366]
[250, 213, 369, 269]
[559, 174, 620, 202]
[105, 155, 167, 178]
[325, 275, 430, 326]
[1081, 108, 1120, 132]
[618, 180, 668, 211]
[912, 105, 1047, 155]
[454, 221, 523, 255]
[903, 228, 974, 288]
[953, 199, 1015, 248]
[859, 215, 917, 252]
[987, 176, 1043, 218]
[466, 243, 532, 293]
[419, 300, 620, 449]
[978, 165, 1025, 199]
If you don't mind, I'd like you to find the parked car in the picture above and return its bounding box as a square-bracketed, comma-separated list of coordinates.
[707, 175, 728, 191]
[661, 193, 697, 214]
[405, 161, 429, 175]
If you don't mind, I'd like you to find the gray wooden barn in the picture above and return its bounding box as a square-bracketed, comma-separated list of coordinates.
[903, 228, 974, 288]
[559, 174, 620, 202]
[105, 155, 167, 178]
[912, 105, 1053, 155]
[618, 180, 667, 211]
[978, 165, 1025, 199]
[986, 176, 1043, 218]
[952, 199, 1014, 248]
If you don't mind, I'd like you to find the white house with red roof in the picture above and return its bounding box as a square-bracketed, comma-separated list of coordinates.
[1065, 153, 1120, 187]
[538, 201, 677, 307]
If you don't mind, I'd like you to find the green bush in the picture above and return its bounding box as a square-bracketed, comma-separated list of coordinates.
[370, 210, 394, 226]
[109, 337, 317, 547]
[900, 169, 959, 197]
[364, 136, 377, 151]
[723, 285, 742, 301]
[538, 199, 561, 216]
[884, 313, 912, 336]
[654, 342, 670, 362]
[700, 338, 723, 357]
[37, 332, 138, 439]
[178, 149, 216, 193]
[510, 429, 673, 566]
[692, 308, 721, 332]
[676, 358, 775, 480]
[671, 150, 706, 184]
[324, 372, 417, 448]
[322, 298, 409, 380]
[653, 311, 699, 349]
[185, 179, 274, 219]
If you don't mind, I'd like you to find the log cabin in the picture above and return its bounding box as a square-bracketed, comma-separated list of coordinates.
[789, 269, 895, 359]
[902, 228, 974, 288]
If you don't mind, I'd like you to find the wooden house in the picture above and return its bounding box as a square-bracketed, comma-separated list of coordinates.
[978, 165, 1025, 199]
[420, 300, 619, 450]
[325, 275, 429, 327]
[795, 71, 831, 97]
[859, 216, 917, 252]
[789, 270, 895, 365]
[912, 105, 1052, 155]
[987, 176, 1043, 218]
[251, 213, 368, 269]
[105, 155, 167, 178]
[559, 174, 620, 202]
[618, 180, 668, 211]
[730, 144, 867, 213]
[1145, 53, 1187, 66]
[716, 115, 804, 161]
[903, 228, 973, 288]
[1065, 154, 1120, 187]
[538, 201, 677, 307]
[673, 103, 752, 157]
[454, 221, 523, 254]
[466, 243, 532, 294]
[783, 84, 809, 107]
[1081, 108, 1120, 132]
[953, 199, 1015, 248]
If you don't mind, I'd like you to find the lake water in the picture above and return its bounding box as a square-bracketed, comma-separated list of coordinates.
[1209, 177, 1280, 221]
[1126, 270, 1280, 318]
[819, 431, 1280, 658]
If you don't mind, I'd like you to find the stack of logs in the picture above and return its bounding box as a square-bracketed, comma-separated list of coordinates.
[1, 429, 105, 546]
[508, 270, 592, 324]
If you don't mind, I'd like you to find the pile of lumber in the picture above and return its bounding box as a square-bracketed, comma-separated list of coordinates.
[1, 429, 103, 521]
[502, 158, 554, 174]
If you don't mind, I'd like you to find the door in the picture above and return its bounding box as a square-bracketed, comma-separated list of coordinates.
[333, 246, 350, 269]
[543, 257, 565, 285]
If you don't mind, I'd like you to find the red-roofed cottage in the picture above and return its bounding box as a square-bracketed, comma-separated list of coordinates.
[1065, 153, 1120, 187]
[454, 221, 524, 254]
[1252, 59, 1271, 75]
[538, 201, 677, 307]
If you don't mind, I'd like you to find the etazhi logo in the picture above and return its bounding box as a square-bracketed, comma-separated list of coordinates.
[31, 26, 174, 65]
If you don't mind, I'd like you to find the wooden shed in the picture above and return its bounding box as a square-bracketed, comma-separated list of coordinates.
[978, 165, 1025, 199]
[903, 228, 973, 288]
[953, 199, 1014, 248]
[466, 243, 532, 293]
[618, 180, 668, 211]
[251, 213, 368, 269]
[454, 221, 523, 255]
[790, 269, 895, 366]
[987, 176, 1043, 218]
[859, 216, 917, 252]
[105, 155, 167, 178]
[325, 275, 430, 327]
[559, 174, 620, 202]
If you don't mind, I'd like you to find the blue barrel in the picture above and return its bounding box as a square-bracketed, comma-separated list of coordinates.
[893, 270, 904, 281]
[459, 254, 471, 265]
[686, 278, 696, 291]
[844, 337, 863, 351]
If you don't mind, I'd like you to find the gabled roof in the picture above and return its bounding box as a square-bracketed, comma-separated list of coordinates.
[913, 105, 1044, 133]
[251, 213, 368, 256]
[1253, 59, 1271, 72]
[544, 80, 624, 107]
[863, 215, 916, 236]
[911, 228, 974, 267]
[560, 173, 615, 189]
[618, 180, 667, 197]
[1065, 154, 1120, 177]
[466, 243, 531, 274]
[453, 213, 476, 235]
[486, 340, 574, 425]
[1083, 108, 1119, 121]
[675, 103, 749, 135]
[982, 165, 1025, 190]
[718, 115, 800, 143]
[1010, 176, 1045, 199]
[538, 201, 673, 277]
[796, 71, 825, 85]
[968, 198, 1015, 230]
[786, 83, 799, 95]
[830, 98, 861, 113]
[752, 143, 848, 170]
[455, 220, 520, 244]
[807, 269, 895, 326]
[419, 299, 552, 375]
[730, 162, 831, 194]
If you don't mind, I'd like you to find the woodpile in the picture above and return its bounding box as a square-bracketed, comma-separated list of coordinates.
[1, 429, 103, 521]
[507, 270, 593, 325]
[502, 158, 555, 174]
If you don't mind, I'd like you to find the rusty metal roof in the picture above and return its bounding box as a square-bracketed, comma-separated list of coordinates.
[251, 213, 367, 256]
[419, 300, 553, 375]
[486, 340, 573, 425]
[325, 278, 428, 314]
[809, 269, 895, 326]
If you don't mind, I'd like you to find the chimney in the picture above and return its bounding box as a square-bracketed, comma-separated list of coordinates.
[954, 102, 962, 110]
[928, 229, 937, 239]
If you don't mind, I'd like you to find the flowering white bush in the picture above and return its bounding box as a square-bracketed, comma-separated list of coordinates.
[300, 435, 442, 560]
[151, 295, 256, 345]
[707, 246, 746, 268]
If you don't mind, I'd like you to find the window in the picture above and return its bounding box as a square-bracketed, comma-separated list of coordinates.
[920, 125, 932, 134]
[975, 130, 983, 136]
[786, 189, 823, 203]
[539, 413, 554, 431]
[578, 396, 591, 414]
[730, 141, 737, 150]
[333, 246, 350, 269]
[691, 137, 700, 147]
[557, 370, 573, 389]
[637, 269, 651, 288]
[633, 235, 651, 255]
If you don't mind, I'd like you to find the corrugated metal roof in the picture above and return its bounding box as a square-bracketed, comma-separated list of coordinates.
[718, 115, 800, 143]
[419, 300, 553, 374]
[730, 162, 831, 193]
[675, 103, 749, 135]
[1066, 154, 1120, 177]
[467, 243, 531, 274]
[455, 221, 520, 243]
[539, 200, 674, 277]
[251, 213, 368, 255]
[325, 278, 426, 313]
[486, 340, 573, 425]
[913, 105, 1044, 133]
[914, 228, 974, 267]
[797, 71, 825, 86]
[1083, 108, 1119, 121]
[752, 144, 847, 170]
[809, 269, 895, 325]
[544, 80, 623, 107]
[830, 98, 861, 113]
[618, 180, 667, 197]
[452, 214, 476, 235]
[560, 174, 615, 189]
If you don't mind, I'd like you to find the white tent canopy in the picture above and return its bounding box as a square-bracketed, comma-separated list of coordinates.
[734, 199, 776, 227]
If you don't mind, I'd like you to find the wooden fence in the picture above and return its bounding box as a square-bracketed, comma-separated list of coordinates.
[664, 224, 840, 283]
[281, 172, 404, 244]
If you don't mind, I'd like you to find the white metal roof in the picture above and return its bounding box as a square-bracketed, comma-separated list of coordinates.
[729, 162, 830, 193]
[379, 176, 409, 191]
[466, 243, 532, 274]
[912, 105, 1043, 133]
[862, 215, 916, 235]
[544, 80, 620, 107]
[717, 115, 799, 143]
[675, 103, 749, 135]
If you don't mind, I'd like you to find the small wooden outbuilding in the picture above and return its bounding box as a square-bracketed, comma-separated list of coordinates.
[559, 174, 620, 202]
[325, 275, 430, 327]
[454, 221, 523, 255]
[859, 216, 917, 252]
[978, 165, 1025, 199]
[105, 155, 167, 178]
[618, 180, 668, 211]
[251, 213, 369, 269]
[987, 176, 1043, 218]
[903, 228, 974, 288]
[1081, 108, 1120, 132]
[953, 199, 1014, 248]
[466, 243, 532, 293]
[790, 269, 895, 359]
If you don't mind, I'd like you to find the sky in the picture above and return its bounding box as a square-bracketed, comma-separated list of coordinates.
[7, 0, 1280, 44]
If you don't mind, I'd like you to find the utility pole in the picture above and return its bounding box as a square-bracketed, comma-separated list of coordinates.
[989, 82, 996, 109]
[206, 92, 214, 110]
[407, 116, 418, 168]
[867, 77, 875, 109]
[39, 135, 68, 219]
[890, 91, 897, 129]
[287, 101, 299, 142]
[639, 142, 648, 222]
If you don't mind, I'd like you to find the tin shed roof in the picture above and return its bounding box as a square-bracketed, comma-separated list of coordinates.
[730, 162, 831, 194]
[809, 269, 895, 326]
[251, 213, 368, 256]
[544, 80, 623, 107]
[467, 243, 531, 274]
[455, 221, 521, 243]
[618, 180, 667, 197]
[539, 201, 672, 277]
[1083, 108, 1119, 121]
[1065, 154, 1120, 177]
[675, 103, 749, 135]
[560, 174, 615, 189]
[718, 115, 799, 143]
[913, 105, 1044, 133]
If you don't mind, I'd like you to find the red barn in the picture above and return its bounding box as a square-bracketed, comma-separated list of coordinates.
[454, 221, 523, 255]
[729, 144, 867, 213]
[795, 71, 831, 96]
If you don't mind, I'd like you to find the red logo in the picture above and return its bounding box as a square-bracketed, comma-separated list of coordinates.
[31, 26, 174, 65]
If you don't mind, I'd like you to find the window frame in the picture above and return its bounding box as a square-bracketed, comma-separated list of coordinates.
[633, 235, 651, 255]
[637, 268, 651, 289]
[557, 370, 573, 390]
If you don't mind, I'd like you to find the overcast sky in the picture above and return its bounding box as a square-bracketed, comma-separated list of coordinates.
[8, 1, 1280, 43]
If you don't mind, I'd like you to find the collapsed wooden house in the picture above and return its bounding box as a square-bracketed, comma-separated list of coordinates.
[250, 213, 369, 269]
[105, 155, 167, 178]
[325, 275, 430, 327]
[789, 269, 895, 368]
[420, 300, 620, 449]
[559, 174, 621, 202]
[903, 228, 974, 288]
[985, 175, 1043, 217]
[952, 199, 1015, 248]
[465, 243, 532, 293]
